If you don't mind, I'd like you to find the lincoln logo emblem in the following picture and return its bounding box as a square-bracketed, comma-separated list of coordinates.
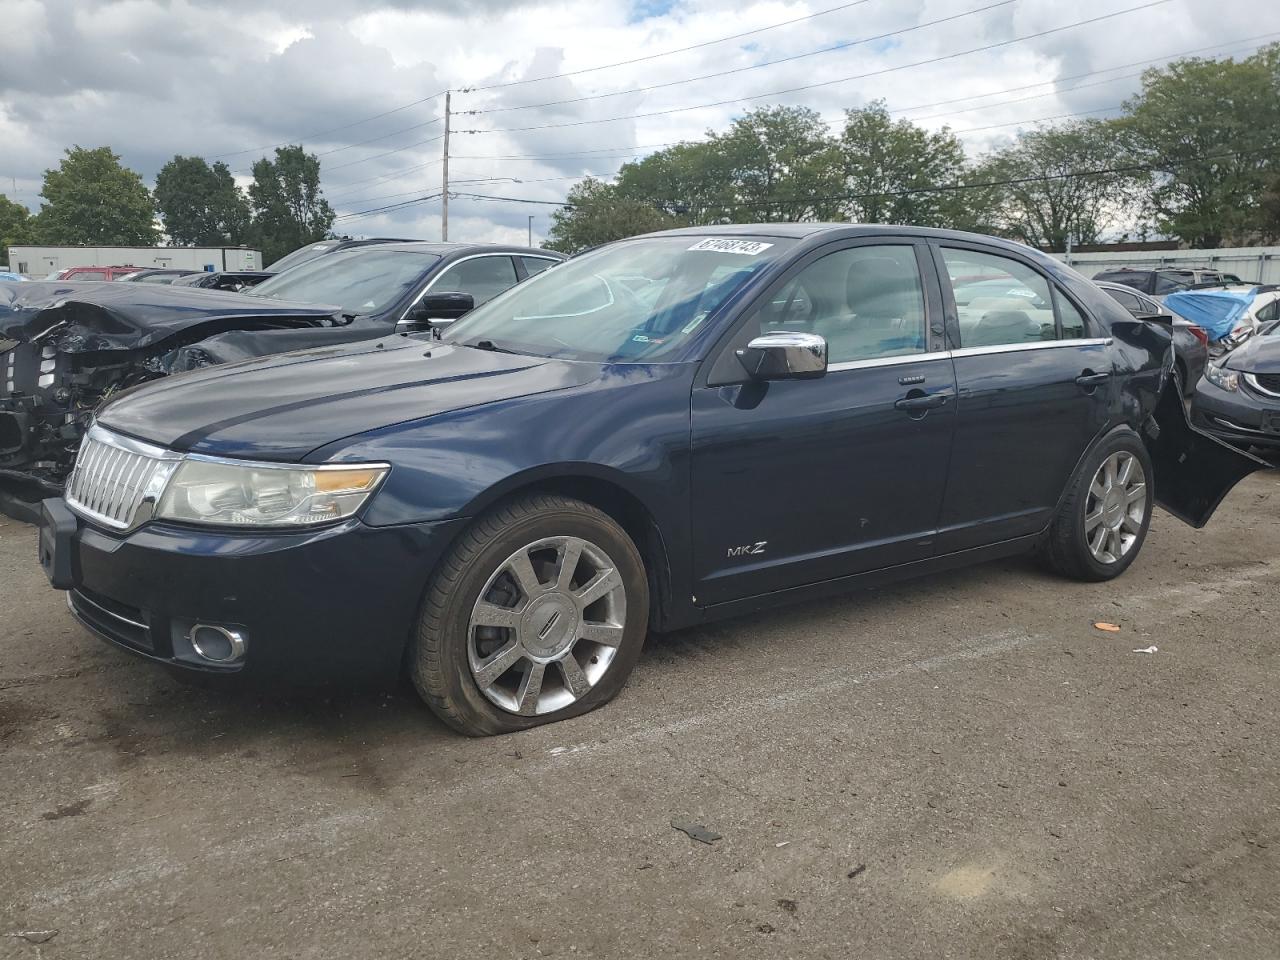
[538, 611, 563, 640]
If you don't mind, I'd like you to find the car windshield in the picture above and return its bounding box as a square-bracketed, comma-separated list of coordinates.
[265, 240, 344, 273]
[247, 248, 440, 316]
[445, 235, 795, 362]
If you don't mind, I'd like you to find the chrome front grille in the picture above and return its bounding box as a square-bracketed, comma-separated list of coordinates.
[65, 426, 180, 530]
[1246, 372, 1280, 398]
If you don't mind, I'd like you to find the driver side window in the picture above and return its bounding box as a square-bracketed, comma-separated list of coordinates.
[758, 245, 928, 365]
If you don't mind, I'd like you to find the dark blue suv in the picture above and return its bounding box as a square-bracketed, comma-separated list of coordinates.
[36, 225, 1262, 735]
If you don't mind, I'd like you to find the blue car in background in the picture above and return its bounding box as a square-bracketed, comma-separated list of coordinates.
[35, 224, 1264, 735]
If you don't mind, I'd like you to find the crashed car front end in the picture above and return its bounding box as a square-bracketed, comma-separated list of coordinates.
[1191, 325, 1280, 450]
[0, 281, 343, 519]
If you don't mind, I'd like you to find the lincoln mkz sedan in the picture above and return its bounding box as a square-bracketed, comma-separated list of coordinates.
[36, 225, 1263, 735]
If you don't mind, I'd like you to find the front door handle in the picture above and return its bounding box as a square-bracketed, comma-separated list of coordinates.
[895, 390, 952, 417]
[1075, 370, 1110, 392]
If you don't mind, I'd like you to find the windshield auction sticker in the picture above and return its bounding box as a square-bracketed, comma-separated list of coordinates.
[687, 238, 774, 255]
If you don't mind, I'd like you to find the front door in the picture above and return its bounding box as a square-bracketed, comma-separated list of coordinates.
[690, 241, 957, 606]
[932, 243, 1112, 552]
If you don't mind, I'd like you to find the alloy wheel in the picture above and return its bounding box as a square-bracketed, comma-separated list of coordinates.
[1084, 451, 1148, 564]
[467, 536, 627, 716]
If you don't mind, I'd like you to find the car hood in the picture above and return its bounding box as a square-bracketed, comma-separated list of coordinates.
[1221, 333, 1280, 372]
[97, 339, 604, 460]
[0, 280, 340, 353]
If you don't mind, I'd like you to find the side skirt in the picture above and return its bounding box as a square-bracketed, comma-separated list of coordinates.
[688, 533, 1042, 628]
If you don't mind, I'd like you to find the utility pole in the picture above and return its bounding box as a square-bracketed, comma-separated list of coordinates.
[441, 90, 451, 242]
[527, 215, 534, 247]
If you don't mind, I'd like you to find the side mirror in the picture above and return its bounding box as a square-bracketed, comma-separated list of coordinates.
[736, 332, 828, 381]
[1136, 311, 1176, 324]
[400, 292, 475, 330]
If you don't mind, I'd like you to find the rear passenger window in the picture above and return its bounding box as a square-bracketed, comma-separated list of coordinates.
[941, 249, 1056, 347]
[520, 257, 556, 277]
[758, 244, 927, 364]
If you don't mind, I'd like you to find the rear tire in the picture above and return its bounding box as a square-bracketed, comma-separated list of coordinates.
[410, 494, 648, 736]
[1040, 431, 1154, 582]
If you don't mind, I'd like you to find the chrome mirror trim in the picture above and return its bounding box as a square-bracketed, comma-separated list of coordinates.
[736, 332, 828, 381]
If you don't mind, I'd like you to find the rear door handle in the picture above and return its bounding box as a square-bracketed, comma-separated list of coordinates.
[1075, 370, 1110, 392]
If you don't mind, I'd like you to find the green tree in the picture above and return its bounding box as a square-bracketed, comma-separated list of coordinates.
[1118, 45, 1280, 246]
[835, 101, 982, 229]
[613, 105, 842, 223]
[247, 145, 335, 264]
[544, 178, 679, 254]
[701, 105, 843, 222]
[977, 119, 1141, 250]
[33, 146, 158, 245]
[155, 155, 251, 246]
[0, 195, 36, 267]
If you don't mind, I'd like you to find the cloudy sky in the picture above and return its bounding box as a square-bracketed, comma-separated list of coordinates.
[0, 0, 1275, 247]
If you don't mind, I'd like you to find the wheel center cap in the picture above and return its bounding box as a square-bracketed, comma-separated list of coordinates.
[1103, 488, 1126, 526]
[521, 594, 579, 658]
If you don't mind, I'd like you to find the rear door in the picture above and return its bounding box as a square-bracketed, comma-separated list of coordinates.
[932, 242, 1111, 552]
[689, 239, 956, 605]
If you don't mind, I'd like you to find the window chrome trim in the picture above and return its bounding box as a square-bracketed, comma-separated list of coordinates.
[827, 352, 951, 373]
[824, 337, 1112, 371]
[399, 252, 520, 322]
[949, 337, 1111, 359]
[1243, 373, 1280, 399]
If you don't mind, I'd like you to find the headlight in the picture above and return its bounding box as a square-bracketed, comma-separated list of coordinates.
[155, 458, 388, 527]
[1205, 364, 1240, 392]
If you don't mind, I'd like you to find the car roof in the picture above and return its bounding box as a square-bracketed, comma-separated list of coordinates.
[352, 241, 563, 258]
[632, 222, 1061, 260]
[1095, 280, 1151, 294]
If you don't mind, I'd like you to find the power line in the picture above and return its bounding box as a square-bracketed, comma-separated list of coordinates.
[313, 116, 443, 158]
[308, 0, 1011, 181]
[334, 31, 1274, 185]
[324, 158, 445, 198]
[460, 1, 1172, 134]
[465, 0, 878, 93]
[891, 32, 1280, 119]
[208, 90, 448, 160]
[445, 148, 1280, 211]
[465, 0, 1019, 116]
[334, 193, 443, 222]
[208, 0, 875, 161]
[951, 104, 1123, 134]
[322, 133, 445, 173]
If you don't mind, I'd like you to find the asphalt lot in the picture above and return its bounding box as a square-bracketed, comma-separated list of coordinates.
[2, 471, 1279, 960]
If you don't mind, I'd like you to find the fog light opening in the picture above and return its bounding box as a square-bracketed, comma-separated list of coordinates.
[189, 624, 246, 663]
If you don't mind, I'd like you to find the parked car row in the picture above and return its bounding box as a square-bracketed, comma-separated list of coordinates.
[0, 241, 564, 518]
[1092, 266, 1245, 296]
[27, 224, 1265, 736]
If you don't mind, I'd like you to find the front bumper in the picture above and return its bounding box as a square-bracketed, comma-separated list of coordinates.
[38, 498, 468, 687]
[1191, 377, 1280, 449]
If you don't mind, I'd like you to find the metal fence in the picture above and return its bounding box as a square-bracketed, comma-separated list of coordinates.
[1051, 246, 1280, 285]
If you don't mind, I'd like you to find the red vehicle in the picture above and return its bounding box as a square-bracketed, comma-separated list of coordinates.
[51, 265, 142, 281]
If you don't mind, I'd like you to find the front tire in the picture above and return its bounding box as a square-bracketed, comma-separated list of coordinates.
[1041, 431, 1154, 582]
[410, 494, 649, 736]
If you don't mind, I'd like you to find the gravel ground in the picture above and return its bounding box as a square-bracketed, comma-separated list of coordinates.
[1, 471, 1278, 959]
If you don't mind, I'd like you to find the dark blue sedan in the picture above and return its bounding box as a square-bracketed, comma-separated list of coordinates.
[36, 225, 1263, 735]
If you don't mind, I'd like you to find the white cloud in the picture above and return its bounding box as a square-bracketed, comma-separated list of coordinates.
[1, 0, 1275, 244]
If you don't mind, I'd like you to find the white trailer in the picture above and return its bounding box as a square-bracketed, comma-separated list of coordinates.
[6, 245, 262, 277]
